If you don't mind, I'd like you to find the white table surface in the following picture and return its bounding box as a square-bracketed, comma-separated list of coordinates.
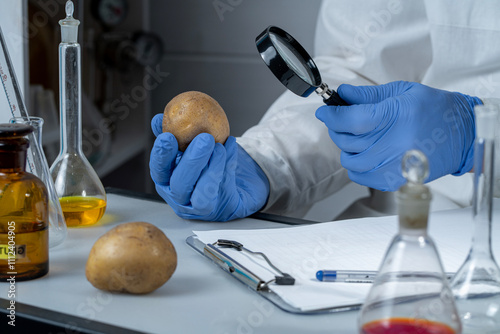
[0, 192, 360, 334]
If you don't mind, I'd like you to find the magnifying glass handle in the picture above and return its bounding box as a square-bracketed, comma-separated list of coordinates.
[323, 91, 349, 106]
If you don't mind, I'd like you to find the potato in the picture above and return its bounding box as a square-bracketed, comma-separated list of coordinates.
[163, 91, 230, 151]
[85, 222, 177, 294]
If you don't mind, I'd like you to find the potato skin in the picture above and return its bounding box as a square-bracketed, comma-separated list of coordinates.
[163, 91, 230, 151]
[85, 222, 177, 294]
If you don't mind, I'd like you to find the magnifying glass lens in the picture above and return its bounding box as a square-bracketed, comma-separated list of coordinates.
[269, 32, 316, 86]
[256, 26, 348, 106]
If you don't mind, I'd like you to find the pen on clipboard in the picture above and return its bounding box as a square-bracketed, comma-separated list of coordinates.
[316, 270, 455, 283]
[316, 270, 376, 283]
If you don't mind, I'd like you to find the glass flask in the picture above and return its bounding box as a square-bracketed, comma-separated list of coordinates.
[0, 22, 66, 248]
[50, 1, 107, 228]
[0, 123, 49, 281]
[450, 104, 500, 333]
[358, 150, 461, 334]
[10, 117, 67, 248]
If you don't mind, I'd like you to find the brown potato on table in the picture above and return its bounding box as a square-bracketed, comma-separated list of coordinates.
[163, 91, 230, 151]
[85, 222, 177, 294]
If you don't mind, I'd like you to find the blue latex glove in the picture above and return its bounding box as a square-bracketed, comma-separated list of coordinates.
[149, 114, 270, 221]
[316, 81, 482, 191]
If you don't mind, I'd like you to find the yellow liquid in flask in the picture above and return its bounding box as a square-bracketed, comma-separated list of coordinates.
[60, 196, 107, 227]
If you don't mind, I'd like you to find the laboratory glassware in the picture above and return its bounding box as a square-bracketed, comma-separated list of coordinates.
[10, 117, 67, 248]
[358, 150, 461, 334]
[0, 123, 49, 281]
[450, 104, 500, 333]
[50, 1, 107, 227]
[0, 25, 67, 248]
[256, 26, 348, 106]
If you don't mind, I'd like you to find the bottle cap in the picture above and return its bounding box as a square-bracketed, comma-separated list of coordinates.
[0, 123, 33, 150]
[0, 123, 33, 138]
[59, 0, 80, 43]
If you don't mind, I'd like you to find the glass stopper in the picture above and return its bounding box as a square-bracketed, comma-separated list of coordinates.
[66, 0, 74, 17]
[402, 149, 429, 184]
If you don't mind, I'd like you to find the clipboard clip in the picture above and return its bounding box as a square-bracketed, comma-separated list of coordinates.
[213, 239, 295, 286]
[217, 239, 244, 251]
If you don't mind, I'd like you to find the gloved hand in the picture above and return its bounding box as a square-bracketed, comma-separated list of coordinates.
[316, 81, 482, 191]
[149, 114, 270, 221]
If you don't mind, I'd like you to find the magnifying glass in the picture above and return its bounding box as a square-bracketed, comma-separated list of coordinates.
[255, 26, 348, 106]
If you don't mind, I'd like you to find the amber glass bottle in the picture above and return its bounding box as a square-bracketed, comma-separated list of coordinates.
[0, 123, 49, 281]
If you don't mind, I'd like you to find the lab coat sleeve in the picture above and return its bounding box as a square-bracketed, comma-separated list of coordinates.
[237, 92, 348, 217]
[418, 0, 500, 204]
[238, 0, 432, 217]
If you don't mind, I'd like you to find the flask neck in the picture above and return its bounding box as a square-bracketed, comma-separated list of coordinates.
[471, 215, 493, 256]
[60, 101, 83, 155]
[398, 225, 427, 237]
[59, 43, 83, 155]
[470, 138, 495, 257]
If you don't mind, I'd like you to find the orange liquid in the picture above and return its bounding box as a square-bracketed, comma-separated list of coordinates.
[60, 196, 107, 227]
[362, 318, 456, 334]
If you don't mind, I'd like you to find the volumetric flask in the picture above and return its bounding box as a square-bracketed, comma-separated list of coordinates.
[50, 1, 107, 227]
[450, 104, 500, 333]
[10, 117, 67, 248]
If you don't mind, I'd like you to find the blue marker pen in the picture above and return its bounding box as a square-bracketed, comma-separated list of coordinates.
[316, 270, 455, 283]
[316, 270, 376, 283]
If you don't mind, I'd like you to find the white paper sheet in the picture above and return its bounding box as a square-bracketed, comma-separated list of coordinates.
[194, 202, 500, 312]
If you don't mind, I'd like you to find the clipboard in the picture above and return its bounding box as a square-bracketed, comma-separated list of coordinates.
[186, 235, 362, 315]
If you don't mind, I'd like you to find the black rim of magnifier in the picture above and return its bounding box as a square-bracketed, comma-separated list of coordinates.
[256, 26, 322, 98]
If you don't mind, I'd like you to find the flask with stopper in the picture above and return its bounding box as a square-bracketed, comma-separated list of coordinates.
[358, 150, 461, 334]
[50, 1, 107, 227]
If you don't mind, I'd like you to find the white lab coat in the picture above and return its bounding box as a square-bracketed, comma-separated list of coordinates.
[237, 0, 500, 219]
